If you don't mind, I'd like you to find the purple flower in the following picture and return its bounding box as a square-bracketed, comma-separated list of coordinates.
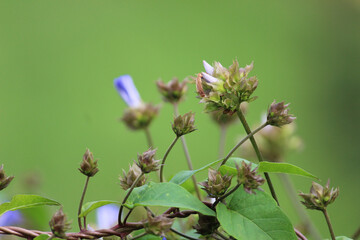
[96, 204, 119, 229]
[0, 210, 22, 226]
[114, 75, 142, 108]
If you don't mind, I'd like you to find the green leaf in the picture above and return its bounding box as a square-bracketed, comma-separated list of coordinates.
[0, 195, 60, 216]
[125, 182, 215, 216]
[325, 237, 353, 240]
[258, 161, 318, 179]
[216, 187, 297, 240]
[170, 158, 223, 185]
[33, 234, 51, 240]
[79, 200, 120, 217]
[224, 157, 257, 169]
[136, 234, 162, 240]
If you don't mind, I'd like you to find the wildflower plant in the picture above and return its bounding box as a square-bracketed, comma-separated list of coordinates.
[0, 58, 354, 240]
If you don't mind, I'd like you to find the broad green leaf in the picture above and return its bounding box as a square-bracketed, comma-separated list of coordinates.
[258, 161, 318, 179]
[217, 187, 297, 240]
[124, 182, 215, 216]
[170, 158, 223, 185]
[224, 157, 257, 169]
[0, 195, 60, 216]
[79, 200, 120, 217]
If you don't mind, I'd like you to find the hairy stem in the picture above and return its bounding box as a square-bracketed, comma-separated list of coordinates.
[220, 122, 268, 166]
[118, 173, 145, 225]
[218, 125, 227, 159]
[212, 183, 241, 208]
[236, 107, 280, 205]
[322, 209, 336, 240]
[170, 228, 200, 240]
[78, 176, 90, 231]
[159, 136, 179, 182]
[173, 103, 202, 200]
[144, 127, 153, 148]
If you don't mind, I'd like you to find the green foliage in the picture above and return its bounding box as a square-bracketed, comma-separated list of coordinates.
[79, 200, 120, 217]
[124, 182, 215, 216]
[33, 234, 61, 240]
[0, 195, 60, 216]
[216, 187, 297, 240]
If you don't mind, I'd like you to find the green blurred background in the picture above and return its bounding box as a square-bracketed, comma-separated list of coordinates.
[0, 0, 359, 238]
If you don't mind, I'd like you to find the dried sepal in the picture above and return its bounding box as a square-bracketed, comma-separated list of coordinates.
[236, 162, 265, 194]
[267, 101, 296, 127]
[199, 168, 232, 197]
[119, 164, 146, 190]
[79, 149, 99, 177]
[0, 165, 14, 191]
[172, 112, 196, 137]
[49, 208, 71, 238]
[122, 103, 159, 130]
[156, 78, 188, 103]
[136, 148, 160, 173]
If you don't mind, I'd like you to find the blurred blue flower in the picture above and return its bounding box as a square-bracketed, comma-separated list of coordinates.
[114, 75, 142, 108]
[162, 237, 166, 240]
[96, 204, 119, 229]
[0, 210, 22, 226]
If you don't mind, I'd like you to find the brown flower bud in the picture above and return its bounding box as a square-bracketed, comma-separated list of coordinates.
[236, 162, 265, 194]
[49, 208, 71, 238]
[194, 214, 220, 236]
[144, 212, 174, 236]
[172, 112, 196, 137]
[122, 103, 159, 130]
[119, 164, 146, 190]
[199, 169, 232, 197]
[299, 179, 339, 211]
[136, 148, 160, 173]
[79, 149, 99, 177]
[0, 165, 14, 191]
[267, 101, 296, 127]
[156, 78, 188, 103]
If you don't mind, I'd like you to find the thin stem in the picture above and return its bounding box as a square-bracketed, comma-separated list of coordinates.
[123, 209, 133, 224]
[322, 209, 336, 240]
[170, 228, 200, 240]
[218, 125, 227, 159]
[159, 136, 179, 182]
[294, 228, 308, 240]
[118, 173, 145, 225]
[214, 230, 230, 240]
[144, 127, 153, 148]
[220, 122, 268, 166]
[173, 103, 202, 200]
[212, 183, 241, 208]
[352, 225, 360, 240]
[236, 107, 280, 206]
[77, 176, 90, 231]
[278, 173, 322, 240]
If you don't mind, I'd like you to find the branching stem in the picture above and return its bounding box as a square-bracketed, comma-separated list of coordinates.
[212, 183, 241, 208]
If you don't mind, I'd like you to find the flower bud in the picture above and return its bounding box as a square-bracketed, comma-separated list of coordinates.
[0, 165, 14, 191]
[49, 208, 71, 238]
[144, 212, 174, 236]
[194, 214, 220, 236]
[199, 169, 232, 197]
[119, 164, 146, 190]
[136, 148, 160, 173]
[299, 180, 339, 211]
[156, 78, 188, 103]
[172, 112, 196, 137]
[122, 103, 159, 130]
[236, 162, 265, 194]
[79, 149, 99, 177]
[267, 101, 296, 127]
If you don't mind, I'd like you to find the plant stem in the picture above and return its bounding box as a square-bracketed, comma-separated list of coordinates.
[218, 125, 227, 159]
[220, 122, 268, 166]
[123, 209, 133, 224]
[212, 183, 241, 208]
[144, 127, 153, 148]
[173, 103, 202, 200]
[353, 225, 360, 240]
[118, 173, 145, 225]
[77, 176, 90, 231]
[322, 208, 336, 240]
[159, 136, 179, 182]
[294, 228, 308, 240]
[236, 107, 280, 206]
[170, 228, 200, 240]
[214, 230, 230, 240]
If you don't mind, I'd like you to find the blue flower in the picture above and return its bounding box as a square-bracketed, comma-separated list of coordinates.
[96, 204, 119, 229]
[162, 237, 166, 240]
[114, 75, 142, 108]
[0, 210, 22, 226]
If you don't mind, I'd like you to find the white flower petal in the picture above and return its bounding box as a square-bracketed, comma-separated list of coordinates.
[203, 60, 214, 75]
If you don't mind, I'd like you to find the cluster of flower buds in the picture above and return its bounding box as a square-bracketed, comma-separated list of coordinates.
[267, 101, 296, 127]
[144, 212, 174, 236]
[0, 165, 14, 191]
[210, 102, 248, 126]
[236, 162, 265, 194]
[299, 180, 339, 211]
[135, 148, 160, 173]
[172, 112, 196, 137]
[79, 149, 99, 177]
[199, 169, 232, 197]
[115, 75, 159, 130]
[49, 208, 71, 238]
[196, 60, 258, 114]
[156, 78, 188, 103]
[119, 163, 146, 190]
